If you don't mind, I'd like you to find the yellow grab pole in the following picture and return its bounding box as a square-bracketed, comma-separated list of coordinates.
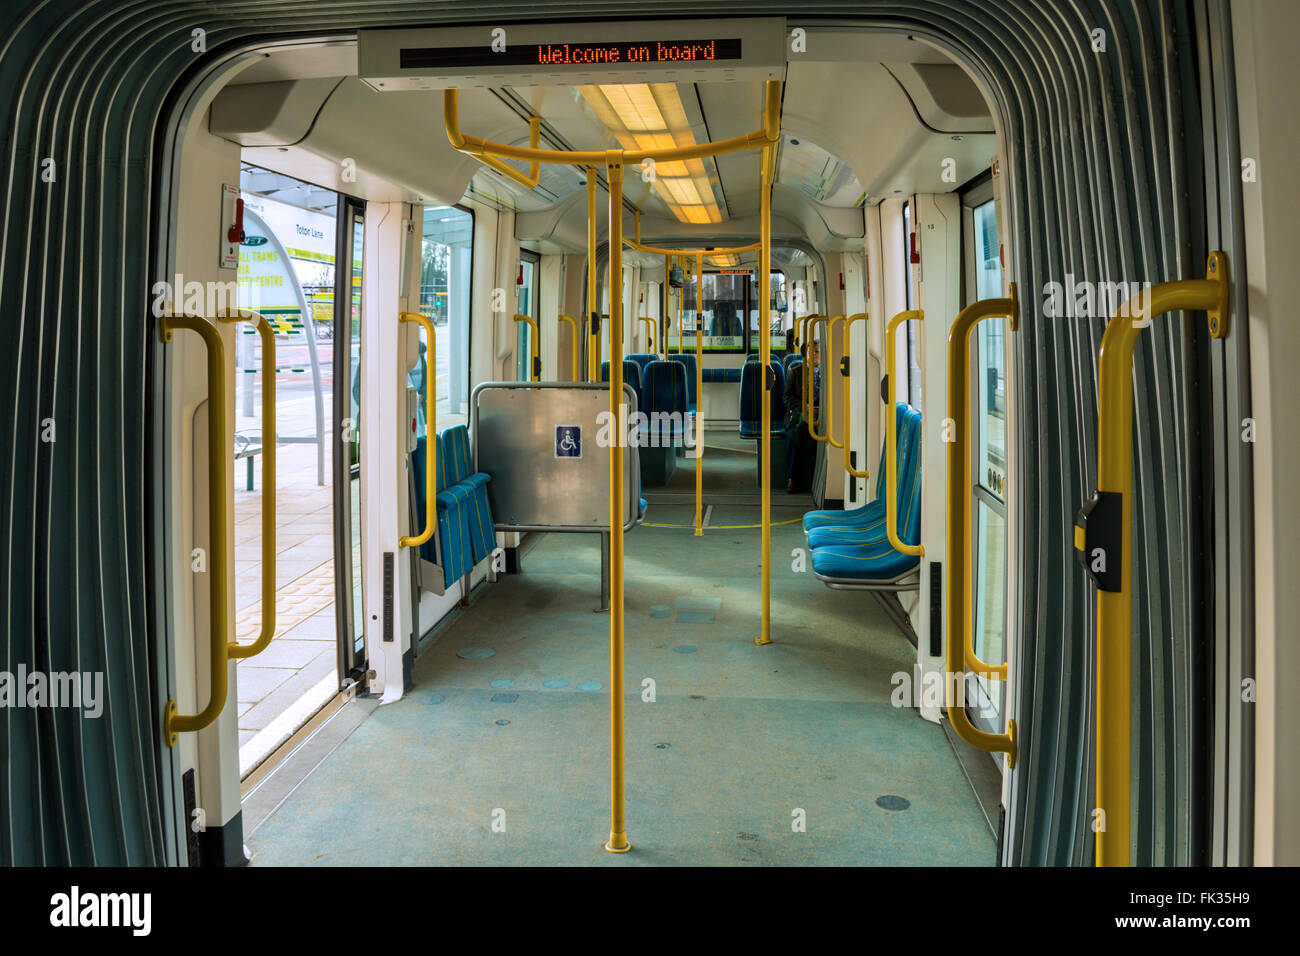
[841, 312, 870, 480]
[677, 256, 685, 354]
[944, 290, 1019, 768]
[605, 153, 630, 854]
[825, 314, 845, 449]
[558, 314, 579, 381]
[1077, 253, 1228, 867]
[664, 254, 672, 355]
[513, 313, 540, 381]
[694, 250, 704, 538]
[587, 170, 598, 382]
[161, 314, 230, 744]
[884, 310, 925, 558]
[218, 310, 276, 659]
[805, 315, 828, 439]
[399, 312, 437, 548]
[755, 143, 773, 647]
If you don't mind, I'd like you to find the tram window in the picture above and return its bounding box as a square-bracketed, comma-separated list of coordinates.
[680, 271, 745, 352]
[420, 205, 474, 427]
[748, 271, 788, 354]
[972, 198, 1005, 497]
[517, 252, 539, 381]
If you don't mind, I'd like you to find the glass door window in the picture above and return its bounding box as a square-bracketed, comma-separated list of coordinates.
[334, 198, 365, 684]
[967, 194, 1007, 734]
[516, 254, 539, 380]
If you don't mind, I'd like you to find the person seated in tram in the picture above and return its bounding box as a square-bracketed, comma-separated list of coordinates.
[782, 337, 820, 493]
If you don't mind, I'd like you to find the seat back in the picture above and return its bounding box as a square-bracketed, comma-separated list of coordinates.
[442, 424, 473, 485]
[626, 352, 657, 377]
[894, 408, 922, 544]
[641, 360, 688, 443]
[602, 359, 643, 406]
[873, 402, 910, 505]
[783, 353, 802, 374]
[739, 361, 784, 431]
[667, 353, 697, 406]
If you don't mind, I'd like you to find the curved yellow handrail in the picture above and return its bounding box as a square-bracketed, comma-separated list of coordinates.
[216, 309, 276, 660]
[841, 312, 870, 479]
[825, 314, 845, 449]
[445, 99, 542, 188]
[945, 289, 1019, 767]
[885, 310, 925, 559]
[558, 314, 579, 381]
[626, 237, 761, 257]
[445, 82, 780, 167]
[513, 313, 541, 381]
[399, 312, 437, 549]
[639, 316, 656, 356]
[160, 313, 230, 745]
[1083, 252, 1228, 867]
[804, 315, 828, 440]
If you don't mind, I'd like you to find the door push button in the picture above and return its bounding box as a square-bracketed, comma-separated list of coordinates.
[1075, 490, 1122, 592]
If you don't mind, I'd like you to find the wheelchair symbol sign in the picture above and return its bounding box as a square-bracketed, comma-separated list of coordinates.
[555, 425, 582, 459]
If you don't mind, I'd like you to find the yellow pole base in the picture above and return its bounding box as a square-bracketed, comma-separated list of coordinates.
[604, 833, 631, 853]
[754, 635, 771, 646]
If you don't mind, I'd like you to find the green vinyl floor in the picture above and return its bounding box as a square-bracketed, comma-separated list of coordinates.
[245, 430, 993, 866]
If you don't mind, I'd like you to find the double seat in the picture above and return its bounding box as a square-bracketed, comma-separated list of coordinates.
[411, 424, 497, 588]
[802, 402, 923, 586]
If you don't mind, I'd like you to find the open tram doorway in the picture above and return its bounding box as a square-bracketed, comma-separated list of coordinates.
[233, 165, 348, 776]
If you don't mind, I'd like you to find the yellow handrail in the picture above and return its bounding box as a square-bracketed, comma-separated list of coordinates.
[945, 289, 1019, 768]
[161, 313, 230, 745]
[444, 81, 780, 167]
[885, 310, 925, 558]
[586, 171, 598, 382]
[639, 316, 656, 356]
[216, 309, 276, 659]
[804, 315, 827, 439]
[445, 100, 542, 188]
[399, 312, 437, 549]
[513, 313, 540, 381]
[840, 312, 870, 479]
[694, 251, 704, 537]
[558, 314, 579, 381]
[825, 314, 845, 449]
[1076, 252, 1228, 866]
[626, 237, 761, 257]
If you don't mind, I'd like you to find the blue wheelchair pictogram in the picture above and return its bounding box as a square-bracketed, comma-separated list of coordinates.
[555, 425, 582, 459]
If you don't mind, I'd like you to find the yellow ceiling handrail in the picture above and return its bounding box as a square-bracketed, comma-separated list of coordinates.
[624, 237, 761, 257]
[841, 312, 870, 480]
[399, 312, 437, 549]
[945, 289, 1020, 770]
[445, 82, 781, 168]
[1075, 253, 1229, 866]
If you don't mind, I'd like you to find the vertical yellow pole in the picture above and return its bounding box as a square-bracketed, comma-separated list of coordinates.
[694, 251, 704, 537]
[587, 170, 598, 383]
[755, 145, 772, 646]
[605, 153, 630, 854]
[664, 254, 672, 357]
[677, 256, 684, 354]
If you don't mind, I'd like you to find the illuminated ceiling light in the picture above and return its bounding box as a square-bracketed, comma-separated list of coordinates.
[577, 82, 723, 225]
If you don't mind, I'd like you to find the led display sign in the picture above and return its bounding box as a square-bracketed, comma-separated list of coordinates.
[400, 39, 742, 70]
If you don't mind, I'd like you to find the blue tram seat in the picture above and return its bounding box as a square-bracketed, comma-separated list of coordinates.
[783, 353, 803, 374]
[640, 360, 688, 443]
[626, 353, 658, 378]
[441, 424, 496, 565]
[667, 353, 697, 413]
[738, 360, 785, 438]
[601, 359, 643, 409]
[803, 403, 914, 533]
[810, 442, 922, 581]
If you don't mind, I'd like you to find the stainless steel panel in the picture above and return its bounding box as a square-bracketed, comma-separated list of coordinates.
[472, 383, 639, 531]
